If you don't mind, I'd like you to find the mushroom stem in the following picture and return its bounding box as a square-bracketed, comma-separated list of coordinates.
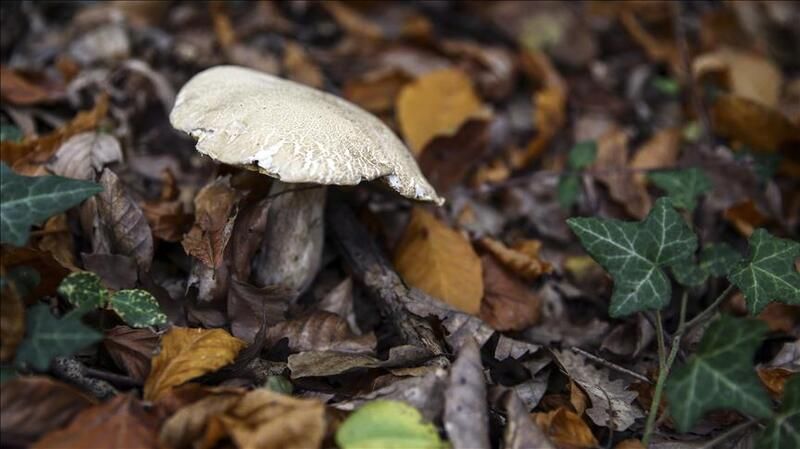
[252, 180, 325, 298]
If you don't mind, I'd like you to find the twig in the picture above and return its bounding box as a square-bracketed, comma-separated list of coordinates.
[570, 347, 651, 384]
[84, 367, 141, 388]
[685, 284, 734, 331]
[51, 357, 118, 400]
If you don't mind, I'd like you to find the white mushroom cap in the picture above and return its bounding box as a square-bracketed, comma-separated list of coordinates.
[170, 65, 443, 205]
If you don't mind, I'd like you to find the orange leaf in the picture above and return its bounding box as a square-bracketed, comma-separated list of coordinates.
[711, 95, 800, 153]
[478, 237, 552, 281]
[534, 406, 599, 449]
[143, 327, 245, 401]
[394, 208, 483, 314]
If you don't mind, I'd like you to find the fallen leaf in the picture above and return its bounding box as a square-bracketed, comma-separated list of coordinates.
[615, 439, 645, 449]
[95, 169, 154, 271]
[337, 400, 443, 449]
[693, 48, 783, 108]
[0, 376, 95, 447]
[0, 66, 63, 105]
[0, 246, 70, 300]
[757, 303, 800, 333]
[32, 394, 159, 449]
[501, 389, 557, 449]
[439, 39, 516, 101]
[591, 127, 652, 219]
[0, 268, 25, 361]
[141, 199, 191, 243]
[478, 237, 552, 281]
[444, 338, 490, 449]
[46, 132, 123, 181]
[103, 325, 159, 383]
[267, 311, 376, 354]
[723, 199, 768, 237]
[144, 326, 246, 401]
[283, 41, 324, 88]
[480, 254, 542, 331]
[711, 95, 800, 152]
[619, 10, 680, 74]
[81, 253, 138, 290]
[534, 406, 599, 449]
[227, 277, 292, 343]
[630, 129, 681, 186]
[394, 208, 483, 314]
[321, 1, 383, 41]
[418, 118, 490, 193]
[396, 68, 487, 154]
[37, 214, 80, 272]
[317, 277, 359, 334]
[181, 176, 238, 269]
[757, 367, 794, 400]
[287, 345, 431, 379]
[344, 69, 413, 114]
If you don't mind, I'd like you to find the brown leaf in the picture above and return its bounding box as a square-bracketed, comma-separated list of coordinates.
[693, 48, 783, 108]
[32, 394, 159, 449]
[95, 169, 154, 271]
[0, 94, 108, 174]
[394, 208, 484, 315]
[479, 254, 541, 332]
[502, 389, 556, 449]
[46, 132, 123, 181]
[757, 367, 794, 400]
[287, 345, 431, 379]
[619, 10, 680, 74]
[141, 200, 191, 243]
[283, 41, 324, 88]
[0, 246, 70, 301]
[592, 127, 652, 219]
[182, 176, 238, 269]
[210, 1, 236, 50]
[227, 277, 292, 343]
[229, 197, 270, 280]
[723, 199, 769, 237]
[321, 1, 383, 41]
[267, 311, 377, 354]
[317, 277, 359, 334]
[615, 440, 645, 449]
[440, 40, 516, 102]
[344, 69, 412, 114]
[159, 389, 326, 449]
[103, 326, 160, 383]
[418, 118, 490, 193]
[37, 214, 80, 272]
[0, 268, 25, 361]
[81, 253, 138, 290]
[478, 237, 552, 281]
[0, 377, 95, 447]
[534, 407, 599, 449]
[757, 303, 800, 333]
[630, 128, 681, 185]
[0, 66, 63, 105]
[396, 68, 488, 154]
[144, 327, 246, 401]
[711, 95, 800, 153]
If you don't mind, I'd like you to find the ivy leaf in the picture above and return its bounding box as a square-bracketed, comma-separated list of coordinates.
[15, 304, 102, 371]
[567, 198, 697, 317]
[671, 243, 742, 288]
[108, 289, 168, 328]
[757, 375, 800, 449]
[665, 315, 772, 432]
[567, 141, 597, 170]
[0, 163, 102, 246]
[648, 168, 712, 211]
[58, 272, 108, 312]
[557, 173, 581, 209]
[336, 400, 444, 449]
[729, 229, 800, 314]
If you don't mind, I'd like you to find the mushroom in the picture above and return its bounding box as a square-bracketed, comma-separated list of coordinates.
[170, 65, 443, 296]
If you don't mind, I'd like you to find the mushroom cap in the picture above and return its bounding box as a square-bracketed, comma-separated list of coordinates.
[170, 65, 443, 205]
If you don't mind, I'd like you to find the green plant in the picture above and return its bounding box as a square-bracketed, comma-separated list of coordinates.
[566, 167, 799, 447]
[558, 141, 597, 209]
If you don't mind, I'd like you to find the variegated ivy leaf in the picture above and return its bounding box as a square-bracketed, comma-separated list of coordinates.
[729, 229, 800, 315]
[757, 375, 800, 449]
[108, 289, 167, 328]
[671, 243, 742, 287]
[666, 315, 772, 432]
[58, 272, 108, 313]
[648, 168, 712, 211]
[567, 198, 697, 317]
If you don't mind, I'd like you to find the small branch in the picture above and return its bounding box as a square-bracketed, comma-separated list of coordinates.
[570, 347, 651, 384]
[85, 367, 141, 389]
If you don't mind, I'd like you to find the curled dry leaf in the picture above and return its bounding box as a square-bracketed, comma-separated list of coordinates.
[591, 127, 652, 219]
[181, 176, 238, 269]
[46, 132, 123, 181]
[317, 277, 359, 334]
[159, 389, 326, 449]
[229, 197, 270, 280]
[95, 169, 154, 271]
[267, 311, 377, 354]
[444, 338, 490, 449]
[693, 48, 783, 108]
[478, 237, 552, 281]
[630, 128, 681, 186]
[394, 208, 483, 315]
[396, 68, 488, 154]
[757, 367, 795, 400]
[0, 376, 95, 447]
[711, 94, 800, 153]
[534, 407, 599, 449]
[479, 254, 542, 332]
[103, 325, 160, 383]
[32, 394, 159, 449]
[81, 253, 138, 290]
[439, 39, 516, 101]
[143, 327, 246, 401]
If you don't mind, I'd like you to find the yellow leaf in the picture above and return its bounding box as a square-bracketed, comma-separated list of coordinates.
[396, 69, 486, 154]
[394, 208, 483, 314]
[144, 327, 245, 401]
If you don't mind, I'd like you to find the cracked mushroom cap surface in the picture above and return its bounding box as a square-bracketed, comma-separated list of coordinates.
[170, 65, 443, 205]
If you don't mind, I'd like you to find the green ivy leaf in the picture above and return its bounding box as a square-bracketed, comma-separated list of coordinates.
[108, 289, 167, 328]
[15, 304, 102, 371]
[757, 375, 800, 449]
[0, 163, 102, 246]
[671, 243, 742, 288]
[336, 400, 444, 449]
[567, 198, 697, 317]
[666, 315, 772, 432]
[557, 173, 581, 209]
[58, 272, 108, 312]
[729, 229, 800, 315]
[567, 141, 597, 170]
[0, 124, 23, 142]
[648, 168, 712, 211]
[671, 258, 708, 287]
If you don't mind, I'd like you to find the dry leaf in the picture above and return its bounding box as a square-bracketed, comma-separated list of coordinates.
[37, 214, 80, 272]
[534, 406, 599, 449]
[693, 48, 783, 108]
[723, 199, 768, 237]
[757, 367, 794, 400]
[46, 132, 123, 181]
[321, 1, 383, 41]
[396, 68, 487, 154]
[143, 327, 246, 401]
[394, 208, 483, 314]
[228, 277, 292, 343]
[182, 177, 238, 269]
[711, 95, 800, 152]
[0, 377, 95, 447]
[0, 268, 25, 361]
[32, 394, 159, 449]
[592, 127, 652, 219]
[344, 69, 412, 114]
[630, 128, 681, 185]
[615, 439, 645, 449]
[283, 41, 324, 88]
[267, 311, 376, 354]
[103, 326, 159, 383]
[480, 254, 542, 331]
[757, 303, 800, 333]
[478, 237, 552, 281]
[418, 118, 490, 193]
[81, 253, 137, 290]
[444, 338, 490, 449]
[0, 66, 63, 105]
[0, 246, 70, 300]
[619, 11, 680, 74]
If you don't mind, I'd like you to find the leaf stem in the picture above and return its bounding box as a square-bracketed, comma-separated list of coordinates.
[643, 311, 668, 446]
[685, 284, 734, 331]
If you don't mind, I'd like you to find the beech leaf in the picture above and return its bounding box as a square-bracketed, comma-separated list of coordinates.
[567, 198, 697, 317]
[15, 304, 102, 371]
[0, 163, 102, 246]
[666, 315, 772, 432]
[648, 168, 712, 211]
[728, 229, 800, 314]
[336, 400, 444, 449]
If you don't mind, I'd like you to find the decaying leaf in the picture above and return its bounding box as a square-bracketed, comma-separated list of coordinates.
[227, 278, 292, 343]
[591, 127, 652, 219]
[46, 132, 122, 181]
[479, 254, 542, 331]
[444, 338, 490, 449]
[693, 48, 783, 108]
[287, 345, 431, 379]
[283, 41, 324, 88]
[144, 327, 246, 401]
[418, 118, 490, 193]
[711, 95, 800, 152]
[344, 69, 412, 114]
[534, 407, 599, 449]
[0, 268, 25, 361]
[477, 237, 552, 281]
[267, 311, 376, 355]
[0, 66, 63, 106]
[394, 208, 483, 314]
[396, 68, 487, 154]
[181, 176, 238, 269]
[103, 325, 159, 383]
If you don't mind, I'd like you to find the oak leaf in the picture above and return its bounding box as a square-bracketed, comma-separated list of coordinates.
[394, 208, 483, 314]
[143, 327, 245, 401]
